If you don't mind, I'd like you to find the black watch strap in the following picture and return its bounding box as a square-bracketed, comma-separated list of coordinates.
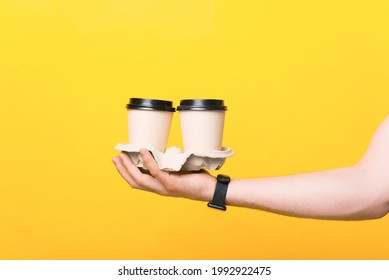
[207, 174, 230, 211]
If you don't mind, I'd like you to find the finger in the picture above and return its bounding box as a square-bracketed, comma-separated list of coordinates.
[119, 152, 166, 194]
[119, 152, 147, 178]
[112, 156, 143, 189]
[139, 149, 170, 184]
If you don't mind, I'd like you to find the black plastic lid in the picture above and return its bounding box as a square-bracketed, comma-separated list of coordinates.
[126, 98, 176, 112]
[177, 99, 227, 111]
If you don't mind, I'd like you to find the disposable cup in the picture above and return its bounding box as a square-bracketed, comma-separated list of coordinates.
[177, 99, 227, 151]
[126, 98, 175, 152]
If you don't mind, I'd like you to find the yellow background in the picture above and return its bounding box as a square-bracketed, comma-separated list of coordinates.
[0, 0, 388, 259]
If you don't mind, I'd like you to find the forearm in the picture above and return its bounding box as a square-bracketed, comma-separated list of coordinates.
[220, 115, 389, 220]
[225, 165, 388, 220]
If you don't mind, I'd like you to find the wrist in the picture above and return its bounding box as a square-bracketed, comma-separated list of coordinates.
[204, 175, 217, 201]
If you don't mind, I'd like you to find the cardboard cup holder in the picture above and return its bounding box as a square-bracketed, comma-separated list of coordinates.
[114, 143, 234, 172]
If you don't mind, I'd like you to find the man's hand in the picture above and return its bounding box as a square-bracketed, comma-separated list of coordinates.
[112, 149, 216, 201]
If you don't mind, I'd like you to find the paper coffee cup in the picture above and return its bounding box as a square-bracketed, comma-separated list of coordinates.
[126, 98, 175, 152]
[177, 99, 227, 151]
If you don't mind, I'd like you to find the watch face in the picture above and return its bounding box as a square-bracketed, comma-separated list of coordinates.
[217, 174, 231, 183]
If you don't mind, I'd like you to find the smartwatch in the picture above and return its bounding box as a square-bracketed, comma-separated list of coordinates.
[207, 174, 231, 211]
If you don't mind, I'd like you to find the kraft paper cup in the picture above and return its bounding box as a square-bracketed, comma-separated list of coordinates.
[126, 98, 175, 152]
[177, 99, 227, 151]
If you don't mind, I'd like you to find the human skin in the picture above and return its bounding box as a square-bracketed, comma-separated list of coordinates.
[112, 115, 389, 220]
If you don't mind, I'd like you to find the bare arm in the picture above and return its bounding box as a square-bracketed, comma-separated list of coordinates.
[226, 115, 389, 220]
[226, 166, 387, 220]
[112, 114, 389, 220]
